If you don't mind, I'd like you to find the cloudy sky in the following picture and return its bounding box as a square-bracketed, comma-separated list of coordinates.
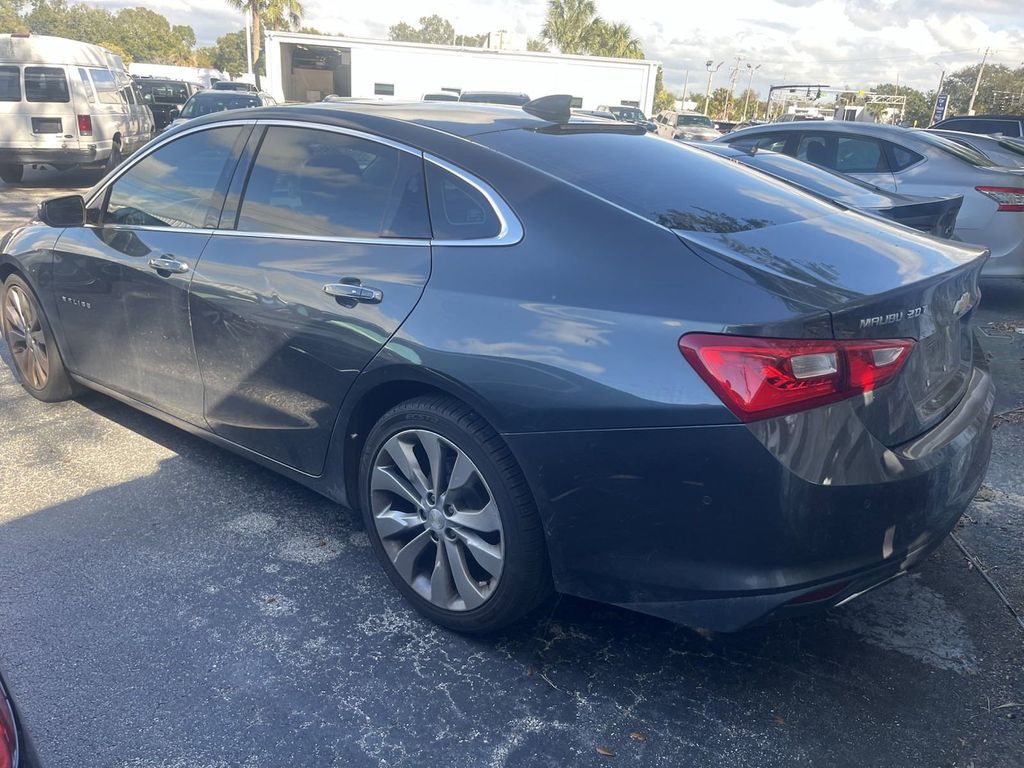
[94, 0, 1022, 94]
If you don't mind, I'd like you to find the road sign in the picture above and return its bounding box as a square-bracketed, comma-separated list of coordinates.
[932, 93, 949, 124]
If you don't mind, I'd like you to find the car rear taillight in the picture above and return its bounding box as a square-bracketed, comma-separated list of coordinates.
[77, 114, 92, 136]
[679, 334, 915, 422]
[976, 186, 1024, 212]
[0, 695, 15, 768]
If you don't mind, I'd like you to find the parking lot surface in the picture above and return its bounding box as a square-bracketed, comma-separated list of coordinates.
[1, 172, 1022, 767]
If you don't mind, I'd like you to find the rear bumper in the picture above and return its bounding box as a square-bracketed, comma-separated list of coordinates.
[506, 365, 994, 631]
[0, 145, 99, 166]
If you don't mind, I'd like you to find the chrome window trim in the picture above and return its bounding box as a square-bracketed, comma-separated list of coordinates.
[209, 230, 430, 247]
[423, 154, 524, 247]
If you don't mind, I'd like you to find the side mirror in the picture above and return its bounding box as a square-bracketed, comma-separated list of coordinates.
[142, 92, 153, 103]
[168, 107, 180, 121]
[38, 195, 86, 228]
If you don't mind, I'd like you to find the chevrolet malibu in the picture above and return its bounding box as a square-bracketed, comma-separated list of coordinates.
[0, 98, 994, 633]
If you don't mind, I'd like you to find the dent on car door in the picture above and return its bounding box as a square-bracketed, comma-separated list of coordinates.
[189, 124, 433, 474]
[53, 124, 250, 422]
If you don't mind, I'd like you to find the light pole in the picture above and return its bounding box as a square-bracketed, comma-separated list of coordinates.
[741, 63, 761, 121]
[967, 46, 990, 115]
[703, 59, 722, 116]
[723, 59, 741, 121]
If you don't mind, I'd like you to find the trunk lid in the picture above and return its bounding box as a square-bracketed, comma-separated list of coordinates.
[678, 211, 988, 445]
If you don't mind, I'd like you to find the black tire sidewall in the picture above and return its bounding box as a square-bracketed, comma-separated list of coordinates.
[359, 399, 547, 633]
[0, 164, 23, 184]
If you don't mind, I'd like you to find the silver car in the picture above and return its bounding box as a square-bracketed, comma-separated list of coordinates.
[926, 129, 1024, 170]
[717, 121, 1024, 277]
[654, 110, 722, 141]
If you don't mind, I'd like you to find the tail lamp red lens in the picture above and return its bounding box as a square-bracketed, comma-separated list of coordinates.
[0, 695, 15, 768]
[679, 333, 915, 422]
[77, 114, 92, 136]
[976, 186, 1024, 212]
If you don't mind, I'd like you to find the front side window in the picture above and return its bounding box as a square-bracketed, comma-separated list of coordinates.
[89, 68, 122, 105]
[24, 67, 69, 103]
[236, 126, 430, 239]
[104, 126, 244, 229]
[0, 66, 19, 102]
[425, 163, 501, 240]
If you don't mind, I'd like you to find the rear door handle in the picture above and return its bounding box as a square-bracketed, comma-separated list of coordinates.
[148, 256, 189, 274]
[323, 282, 383, 304]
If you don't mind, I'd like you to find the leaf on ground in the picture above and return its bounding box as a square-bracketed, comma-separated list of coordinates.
[629, 731, 647, 742]
[772, 714, 786, 726]
[596, 746, 616, 757]
[525, 665, 534, 676]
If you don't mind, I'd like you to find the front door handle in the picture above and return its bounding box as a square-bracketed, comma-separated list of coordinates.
[148, 256, 189, 274]
[323, 282, 383, 304]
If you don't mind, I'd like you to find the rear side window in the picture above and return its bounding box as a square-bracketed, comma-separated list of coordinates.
[78, 68, 96, 103]
[236, 126, 430, 239]
[941, 118, 1020, 137]
[89, 69, 122, 105]
[104, 126, 244, 229]
[24, 67, 69, 103]
[479, 130, 838, 233]
[889, 143, 924, 170]
[0, 66, 19, 102]
[425, 164, 501, 240]
[835, 136, 887, 173]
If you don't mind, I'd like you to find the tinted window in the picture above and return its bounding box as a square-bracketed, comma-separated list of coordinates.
[676, 114, 713, 128]
[139, 81, 191, 103]
[0, 66, 19, 102]
[374, 83, 395, 96]
[916, 131, 996, 167]
[890, 143, 924, 170]
[728, 132, 788, 152]
[24, 67, 69, 103]
[426, 164, 502, 240]
[459, 93, 529, 105]
[105, 127, 243, 228]
[236, 126, 430, 239]
[737, 150, 881, 198]
[479, 131, 839, 233]
[181, 93, 260, 118]
[941, 118, 1020, 137]
[835, 136, 887, 173]
[89, 68, 122, 105]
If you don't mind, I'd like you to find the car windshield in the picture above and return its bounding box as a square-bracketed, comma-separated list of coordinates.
[140, 81, 190, 103]
[180, 93, 260, 118]
[611, 107, 644, 121]
[214, 82, 252, 91]
[677, 114, 713, 128]
[915, 131, 997, 168]
[460, 93, 529, 105]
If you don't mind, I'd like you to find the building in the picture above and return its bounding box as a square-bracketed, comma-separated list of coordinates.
[263, 31, 660, 113]
[128, 62, 225, 88]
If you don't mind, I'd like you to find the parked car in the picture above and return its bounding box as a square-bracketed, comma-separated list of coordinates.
[212, 80, 259, 93]
[1, 672, 36, 767]
[931, 114, 1023, 138]
[695, 142, 963, 238]
[599, 104, 657, 132]
[654, 110, 722, 141]
[423, 92, 459, 102]
[134, 76, 200, 132]
[926, 129, 1024, 169]
[458, 91, 530, 106]
[717, 121, 1024, 277]
[0, 33, 154, 182]
[166, 90, 275, 129]
[714, 120, 738, 133]
[571, 108, 616, 120]
[1, 98, 993, 635]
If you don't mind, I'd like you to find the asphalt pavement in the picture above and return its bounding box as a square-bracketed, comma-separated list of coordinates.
[0, 169, 1022, 767]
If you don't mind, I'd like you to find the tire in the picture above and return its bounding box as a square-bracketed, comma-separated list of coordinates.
[359, 395, 552, 633]
[0, 164, 23, 184]
[1, 274, 80, 402]
[104, 141, 122, 174]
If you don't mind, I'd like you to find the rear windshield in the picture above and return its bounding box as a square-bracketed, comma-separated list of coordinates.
[611, 107, 645, 121]
[140, 81, 190, 103]
[915, 131, 996, 167]
[0, 65, 19, 102]
[677, 114, 713, 128]
[181, 93, 260, 118]
[480, 131, 839, 233]
[24, 66, 69, 103]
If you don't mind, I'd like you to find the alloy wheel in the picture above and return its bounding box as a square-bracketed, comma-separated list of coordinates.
[3, 285, 49, 390]
[370, 429, 505, 611]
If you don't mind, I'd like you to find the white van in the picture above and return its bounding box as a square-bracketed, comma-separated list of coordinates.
[0, 33, 153, 183]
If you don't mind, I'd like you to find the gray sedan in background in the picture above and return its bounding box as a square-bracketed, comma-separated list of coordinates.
[717, 121, 1024, 277]
[927, 129, 1024, 170]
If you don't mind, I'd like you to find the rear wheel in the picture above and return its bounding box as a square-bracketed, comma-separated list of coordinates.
[104, 141, 122, 174]
[359, 396, 551, 633]
[1, 275, 79, 402]
[0, 164, 23, 184]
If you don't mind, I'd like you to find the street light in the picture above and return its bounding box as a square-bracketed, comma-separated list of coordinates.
[741, 63, 761, 121]
[703, 59, 722, 116]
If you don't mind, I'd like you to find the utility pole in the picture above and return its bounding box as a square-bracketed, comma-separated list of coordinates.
[681, 70, 689, 108]
[723, 59, 741, 120]
[741, 63, 761, 121]
[244, 10, 253, 78]
[967, 47, 989, 115]
[703, 60, 722, 116]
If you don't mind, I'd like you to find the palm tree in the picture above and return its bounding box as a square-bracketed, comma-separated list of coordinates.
[541, 0, 598, 55]
[591, 21, 642, 59]
[224, 0, 303, 86]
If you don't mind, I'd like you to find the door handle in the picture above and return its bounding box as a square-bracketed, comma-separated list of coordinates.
[323, 282, 383, 304]
[148, 256, 189, 274]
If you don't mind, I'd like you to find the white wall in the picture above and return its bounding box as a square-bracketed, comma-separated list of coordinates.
[265, 33, 658, 115]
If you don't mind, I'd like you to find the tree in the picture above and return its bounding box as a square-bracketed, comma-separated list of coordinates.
[872, 83, 933, 126]
[110, 8, 194, 65]
[225, 0, 304, 86]
[590, 20, 641, 59]
[0, 0, 23, 32]
[943, 63, 1024, 115]
[526, 37, 549, 52]
[541, 0, 598, 55]
[654, 66, 675, 111]
[388, 15, 466, 45]
[201, 30, 248, 77]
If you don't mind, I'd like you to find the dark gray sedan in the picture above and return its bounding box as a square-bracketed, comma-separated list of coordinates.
[0, 98, 994, 634]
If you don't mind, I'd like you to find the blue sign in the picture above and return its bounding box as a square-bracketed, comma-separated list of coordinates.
[932, 93, 949, 125]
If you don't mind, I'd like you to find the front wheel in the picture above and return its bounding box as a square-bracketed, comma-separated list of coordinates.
[0, 164, 23, 183]
[1, 275, 80, 402]
[359, 396, 551, 633]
